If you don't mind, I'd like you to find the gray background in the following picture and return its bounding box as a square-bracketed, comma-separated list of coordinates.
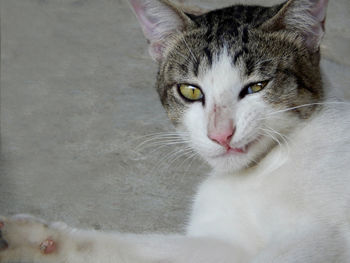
[1, 0, 350, 233]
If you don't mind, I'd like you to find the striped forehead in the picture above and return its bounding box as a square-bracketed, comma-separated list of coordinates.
[199, 50, 243, 104]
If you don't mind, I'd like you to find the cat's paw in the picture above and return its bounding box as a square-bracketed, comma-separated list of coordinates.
[0, 214, 63, 262]
[0, 220, 9, 251]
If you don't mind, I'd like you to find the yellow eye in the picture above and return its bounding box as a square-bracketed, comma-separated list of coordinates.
[247, 81, 268, 94]
[178, 84, 204, 101]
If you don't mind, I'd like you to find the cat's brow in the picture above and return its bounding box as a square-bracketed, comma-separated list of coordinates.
[242, 26, 249, 44]
[203, 46, 213, 66]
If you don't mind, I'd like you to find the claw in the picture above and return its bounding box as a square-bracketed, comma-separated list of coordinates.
[39, 239, 56, 254]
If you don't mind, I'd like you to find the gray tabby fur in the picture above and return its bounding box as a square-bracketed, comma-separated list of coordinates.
[156, 0, 323, 122]
[3, 1, 350, 263]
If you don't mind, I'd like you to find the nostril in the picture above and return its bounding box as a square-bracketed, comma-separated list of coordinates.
[226, 133, 233, 143]
[210, 137, 221, 145]
[208, 128, 235, 147]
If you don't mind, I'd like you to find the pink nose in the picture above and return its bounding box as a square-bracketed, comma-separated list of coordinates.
[208, 127, 235, 147]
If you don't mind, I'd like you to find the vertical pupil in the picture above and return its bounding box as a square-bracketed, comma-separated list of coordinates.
[179, 85, 202, 101]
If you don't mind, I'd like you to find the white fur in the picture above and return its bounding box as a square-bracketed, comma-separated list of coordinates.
[183, 51, 295, 172]
[1, 49, 350, 263]
[1, 0, 349, 261]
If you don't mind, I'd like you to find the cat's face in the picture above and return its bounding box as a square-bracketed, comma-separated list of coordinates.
[130, 0, 328, 172]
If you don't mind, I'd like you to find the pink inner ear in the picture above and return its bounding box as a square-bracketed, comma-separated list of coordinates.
[149, 42, 165, 61]
[309, 0, 328, 31]
[303, 0, 329, 50]
[309, 0, 328, 21]
[129, 0, 157, 40]
[129, 0, 185, 61]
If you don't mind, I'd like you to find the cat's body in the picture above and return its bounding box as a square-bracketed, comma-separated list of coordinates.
[1, 0, 350, 262]
[188, 103, 350, 260]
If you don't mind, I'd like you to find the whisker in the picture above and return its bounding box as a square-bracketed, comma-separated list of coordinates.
[133, 132, 190, 150]
[259, 129, 282, 149]
[146, 141, 189, 155]
[254, 57, 274, 67]
[261, 127, 290, 143]
[150, 146, 194, 175]
[135, 137, 186, 149]
[184, 152, 202, 174]
[180, 33, 197, 63]
[261, 127, 290, 156]
[124, 131, 183, 147]
[166, 148, 195, 170]
[177, 149, 197, 170]
[256, 115, 286, 122]
[266, 101, 350, 117]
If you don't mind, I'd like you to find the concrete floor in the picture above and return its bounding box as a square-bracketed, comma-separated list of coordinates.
[1, 0, 350, 234]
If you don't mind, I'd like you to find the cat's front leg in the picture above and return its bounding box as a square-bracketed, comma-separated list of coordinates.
[0, 214, 90, 263]
[252, 225, 349, 263]
[0, 214, 63, 262]
[0, 214, 145, 263]
[0, 214, 247, 263]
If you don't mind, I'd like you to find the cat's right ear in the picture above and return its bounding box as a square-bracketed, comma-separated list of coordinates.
[260, 0, 329, 53]
[129, 0, 193, 62]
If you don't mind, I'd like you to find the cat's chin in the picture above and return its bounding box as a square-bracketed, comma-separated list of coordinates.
[206, 152, 253, 173]
[205, 137, 271, 173]
[213, 136, 262, 158]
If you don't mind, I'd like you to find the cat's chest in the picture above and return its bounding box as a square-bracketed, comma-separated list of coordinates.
[185, 107, 350, 253]
[186, 160, 314, 253]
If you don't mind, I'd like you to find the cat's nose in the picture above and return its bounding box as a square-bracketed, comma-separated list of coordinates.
[208, 127, 235, 147]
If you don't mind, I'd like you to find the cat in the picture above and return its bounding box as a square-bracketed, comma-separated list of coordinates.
[1, 0, 350, 262]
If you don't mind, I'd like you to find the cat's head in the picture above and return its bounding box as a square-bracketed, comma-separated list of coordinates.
[130, 0, 328, 172]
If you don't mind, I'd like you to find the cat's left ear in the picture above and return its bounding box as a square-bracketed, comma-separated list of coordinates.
[129, 0, 193, 62]
[260, 0, 329, 52]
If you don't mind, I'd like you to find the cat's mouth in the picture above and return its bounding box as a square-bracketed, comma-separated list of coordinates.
[214, 136, 262, 158]
[225, 146, 246, 154]
[212, 145, 247, 158]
